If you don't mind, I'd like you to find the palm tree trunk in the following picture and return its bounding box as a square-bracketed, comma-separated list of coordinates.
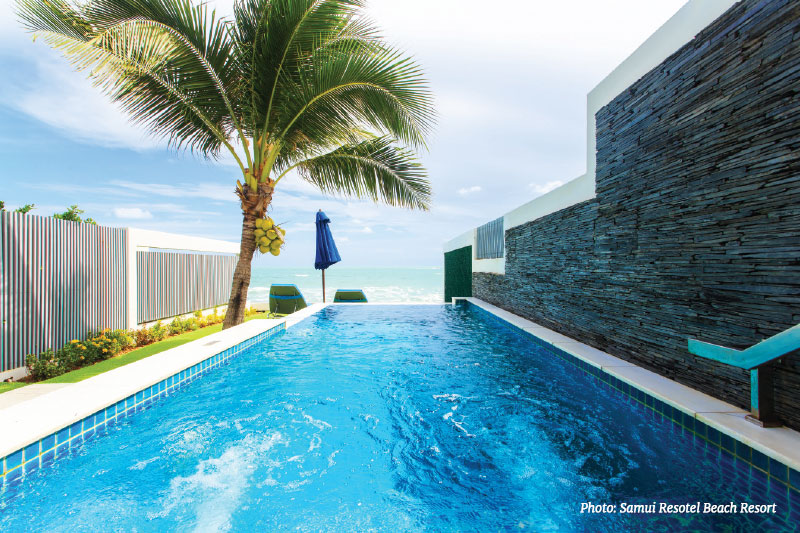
[223, 211, 258, 329]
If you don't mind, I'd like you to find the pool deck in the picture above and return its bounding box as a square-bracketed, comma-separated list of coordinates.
[456, 297, 800, 473]
[2, 299, 799, 484]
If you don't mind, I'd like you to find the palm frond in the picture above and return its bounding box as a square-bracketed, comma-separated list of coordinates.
[290, 137, 431, 210]
[17, 0, 242, 159]
[232, 0, 379, 135]
[273, 39, 434, 154]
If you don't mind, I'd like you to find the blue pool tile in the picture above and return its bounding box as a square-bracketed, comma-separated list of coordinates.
[720, 433, 735, 454]
[41, 449, 55, 466]
[790, 486, 800, 510]
[752, 449, 769, 472]
[24, 442, 39, 462]
[694, 420, 708, 439]
[5, 466, 21, 483]
[105, 405, 116, 420]
[56, 427, 69, 445]
[5, 450, 22, 472]
[135, 391, 144, 403]
[790, 468, 800, 490]
[707, 426, 721, 446]
[42, 433, 56, 453]
[682, 412, 695, 432]
[116, 400, 126, 414]
[70, 420, 82, 438]
[719, 445, 734, 460]
[735, 440, 751, 462]
[769, 481, 789, 506]
[55, 443, 69, 458]
[23, 456, 39, 475]
[770, 457, 789, 484]
[751, 467, 769, 491]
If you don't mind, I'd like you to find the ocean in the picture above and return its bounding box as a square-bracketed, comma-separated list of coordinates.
[247, 266, 444, 304]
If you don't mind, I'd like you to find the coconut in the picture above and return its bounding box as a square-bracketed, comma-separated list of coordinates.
[270, 247, 280, 256]
[270, 239, 281, 250]
[263, 217, 274, 230]
[258, 244, 268, 254]
[266, 229, 277, 240]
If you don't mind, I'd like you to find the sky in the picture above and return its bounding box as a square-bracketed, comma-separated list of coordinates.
[0, 0, 687, 267]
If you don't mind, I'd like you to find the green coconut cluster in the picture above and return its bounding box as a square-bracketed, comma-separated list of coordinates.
[254, 217, 285, 256]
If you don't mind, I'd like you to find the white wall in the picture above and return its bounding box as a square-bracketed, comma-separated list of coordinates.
[443, 0, 741, 271]
[125, 228, 239, 328]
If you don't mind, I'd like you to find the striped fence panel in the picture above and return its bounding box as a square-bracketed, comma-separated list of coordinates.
[476, 217, 504, 259]
[136, 251, 237, 323]
[0, 212, 128, 372]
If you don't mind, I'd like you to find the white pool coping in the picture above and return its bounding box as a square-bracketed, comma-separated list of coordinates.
[0, 304, 328, 460]
[456, 297, 800, 472]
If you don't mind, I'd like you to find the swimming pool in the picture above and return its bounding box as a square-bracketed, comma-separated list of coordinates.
[0, 304, 796, 530]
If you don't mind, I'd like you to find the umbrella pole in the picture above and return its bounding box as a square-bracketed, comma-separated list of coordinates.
[322, 269, 326, 302]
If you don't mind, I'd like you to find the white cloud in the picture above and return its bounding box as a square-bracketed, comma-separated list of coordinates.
[2, 51, 162, 150]
[458, 186, 482, 196]
[113, 207, 153, 219]
[113, 181, 236, 202]
[529, 180, 565, 197]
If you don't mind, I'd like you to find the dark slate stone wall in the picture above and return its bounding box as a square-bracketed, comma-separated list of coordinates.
[444, 246, 472, 302]
[473, 0, 800, 430]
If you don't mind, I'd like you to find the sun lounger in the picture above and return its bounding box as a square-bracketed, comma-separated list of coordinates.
[269, 284, 308, 314]
[333, 289, 368, 303]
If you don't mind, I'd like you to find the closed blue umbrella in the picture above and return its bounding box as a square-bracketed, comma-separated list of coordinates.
[315, 210, 341, 302]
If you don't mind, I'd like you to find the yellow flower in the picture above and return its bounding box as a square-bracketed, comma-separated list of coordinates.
[71, 340, 78, 344]
[103, 349, 108, 353]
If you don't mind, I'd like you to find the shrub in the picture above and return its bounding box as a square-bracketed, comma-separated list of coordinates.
[169, 317, 185, 336]
[150, 321, 168, 342]
[201, 307, 227, 325]
[80, 330, 118, 363]
[25, 308, 227, 384]
[135, 327, 154, 347]
[193, 310, 207, 329]
[106, 329, 134, 351]
[61, 340, 89, 370]
[26, 350, 65, 380]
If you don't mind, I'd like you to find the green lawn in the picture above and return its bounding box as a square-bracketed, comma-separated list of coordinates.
[1, 313, 274, 393]
[0, 382, 27, 394]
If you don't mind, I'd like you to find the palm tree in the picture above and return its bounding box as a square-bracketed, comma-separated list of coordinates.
[17, 0, 435, 328]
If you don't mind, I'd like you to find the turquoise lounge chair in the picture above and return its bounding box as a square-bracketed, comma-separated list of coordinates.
[269, 284, 308, 314]
[333, 289, 368, 303]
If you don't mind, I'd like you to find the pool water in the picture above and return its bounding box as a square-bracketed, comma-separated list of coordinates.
[0, 305, 793, 531]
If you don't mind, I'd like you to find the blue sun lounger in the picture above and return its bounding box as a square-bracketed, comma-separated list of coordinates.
[269, 284, 308, 314]
[333, 289, 368, 303]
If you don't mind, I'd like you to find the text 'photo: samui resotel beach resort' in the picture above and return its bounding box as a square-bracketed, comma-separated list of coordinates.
[0, 0, 799, 531]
